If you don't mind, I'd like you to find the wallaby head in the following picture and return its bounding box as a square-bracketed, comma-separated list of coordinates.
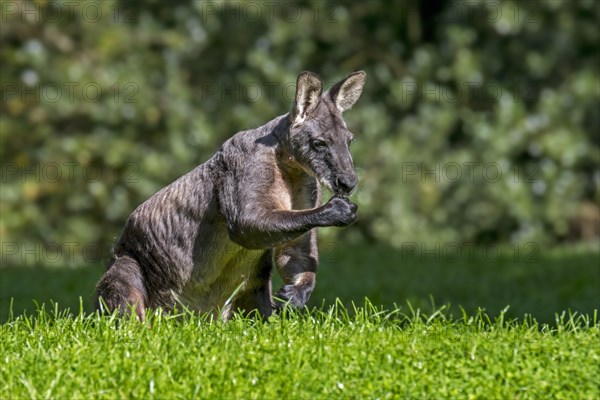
[287, 71, 366, 196]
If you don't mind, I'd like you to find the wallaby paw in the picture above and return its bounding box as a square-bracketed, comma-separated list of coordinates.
[324, 196, 358, 227]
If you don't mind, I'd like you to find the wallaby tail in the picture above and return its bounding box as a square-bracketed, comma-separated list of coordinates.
[96, 255, 147, 320]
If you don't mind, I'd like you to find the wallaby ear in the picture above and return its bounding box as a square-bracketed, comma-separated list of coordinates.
[291, 71, 323, 124]
[326, 71, 366, 112]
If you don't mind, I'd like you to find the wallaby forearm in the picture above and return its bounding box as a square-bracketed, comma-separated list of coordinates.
[228, 208, 326, 249]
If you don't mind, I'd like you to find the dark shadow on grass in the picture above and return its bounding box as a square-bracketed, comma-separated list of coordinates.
[1, 244, 598, 324]
[310, 242, 600, 324]
[0, 265, 105, 322]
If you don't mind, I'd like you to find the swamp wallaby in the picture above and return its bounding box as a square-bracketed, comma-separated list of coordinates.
[96, 71, 366, 320]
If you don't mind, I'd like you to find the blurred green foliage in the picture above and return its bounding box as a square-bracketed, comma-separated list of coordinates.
[1, 0, 599, 267]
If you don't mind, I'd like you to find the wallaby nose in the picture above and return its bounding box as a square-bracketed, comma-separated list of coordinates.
[336, 175, 358, 194]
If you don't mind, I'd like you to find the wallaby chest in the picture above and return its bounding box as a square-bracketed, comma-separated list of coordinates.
[272, 160, 319, 211]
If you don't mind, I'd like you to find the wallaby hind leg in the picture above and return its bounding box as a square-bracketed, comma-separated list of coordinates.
[273, 230, 317, 309]
[96, 256, 147, 320]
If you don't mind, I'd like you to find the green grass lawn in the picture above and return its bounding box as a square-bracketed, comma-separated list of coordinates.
[1, 243, 599, 398]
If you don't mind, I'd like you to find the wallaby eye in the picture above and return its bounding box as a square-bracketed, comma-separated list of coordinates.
[311, 138, 328, 150]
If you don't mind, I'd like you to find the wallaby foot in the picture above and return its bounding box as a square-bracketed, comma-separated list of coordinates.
[273, 271, 316, 309]
[96, 256, 147, 320]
